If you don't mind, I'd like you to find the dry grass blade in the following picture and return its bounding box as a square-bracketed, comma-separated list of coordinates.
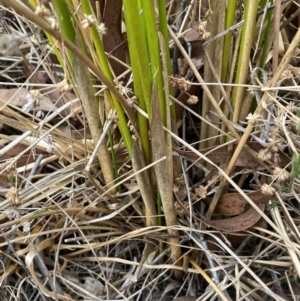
[25, 239, 62, 299]
[189, 259, 229, 301]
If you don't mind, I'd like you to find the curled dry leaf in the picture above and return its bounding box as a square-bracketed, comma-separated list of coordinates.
[174, 141, 290, 168]
[203, 190, 276, 215]
[202, 203, 266, 232]
[176, 196, 266, 232]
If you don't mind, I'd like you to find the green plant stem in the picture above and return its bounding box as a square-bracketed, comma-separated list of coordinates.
[123, 0, 154, 166]
[52, 0, 75, 63]
[123, 0, 152, 119]
[221, 0, 237, 82]
[142, 0, 166, 126]
[158, 0, 171, 76]
[258, 0, 274, 71]
[28, 0, 69, 74]
[288, 153, 300, 192]
[131, 54, 151, 166]
[158, 0, 175, 116]
[79, 0, 132, 154]
[231, 0, 259, 122]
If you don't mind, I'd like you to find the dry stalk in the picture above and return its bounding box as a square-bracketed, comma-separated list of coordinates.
[132, 141, 157, 227]
[150, 85, 182, 279]
[203, 1, 225, 148]
[73, 39, 115, 191]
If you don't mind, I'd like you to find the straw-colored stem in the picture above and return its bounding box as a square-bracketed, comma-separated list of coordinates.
[206, 1, 226, 148]
[190, 259, 229, 301]
[74, 42, 115, 191]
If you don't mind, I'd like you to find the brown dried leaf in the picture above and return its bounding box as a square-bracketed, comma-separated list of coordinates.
[0, 143, 49, 166]
[183, 22, 205, 58]
[46, 89, 80, 115]
[0, 88, 58, 111]
[203, 190, 276, 215]
[22, 59, 47, 84]
[202, 203, 265, 232]
[170, 22, 205, 59]
[174, 141, 290, 168]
